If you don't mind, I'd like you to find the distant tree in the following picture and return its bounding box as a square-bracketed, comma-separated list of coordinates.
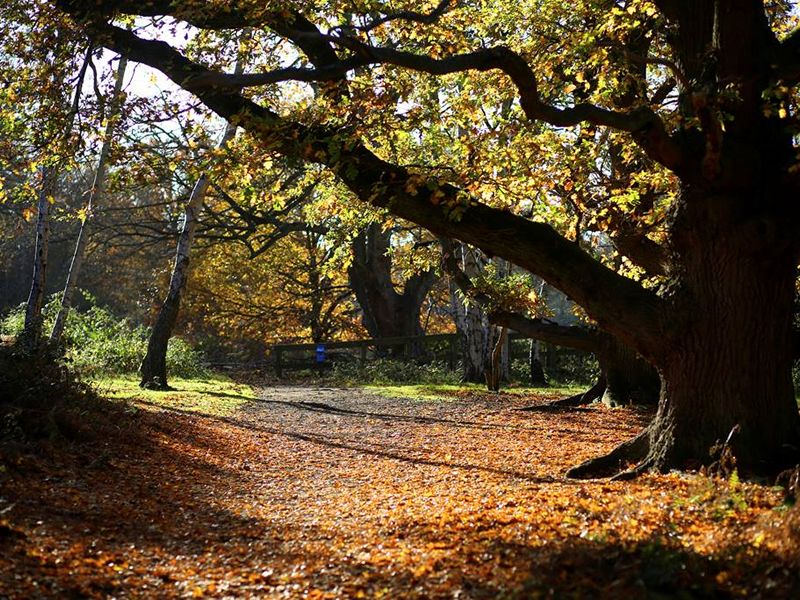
[348, 222, 436, 356]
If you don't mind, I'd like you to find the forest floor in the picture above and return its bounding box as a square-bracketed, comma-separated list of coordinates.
[2, 379, 800, 599]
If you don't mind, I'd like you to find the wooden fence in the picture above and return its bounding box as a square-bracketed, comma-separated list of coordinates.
[271, 333, 459, 378]
[270, 332, 596, 381]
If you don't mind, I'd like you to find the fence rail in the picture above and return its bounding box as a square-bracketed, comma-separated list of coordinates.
[269, 331, 597, 381]
[271, 333, 459, 377]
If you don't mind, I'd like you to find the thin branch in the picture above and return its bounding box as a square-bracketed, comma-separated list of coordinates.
[340, 0, 454, 34]
[624, 51, 691, 90]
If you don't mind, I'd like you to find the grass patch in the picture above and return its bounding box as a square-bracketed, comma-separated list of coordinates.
[91, 374, 258, 417]
[364, 382, 586, 402]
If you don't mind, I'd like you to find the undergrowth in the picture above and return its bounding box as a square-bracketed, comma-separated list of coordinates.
[0, 292, 208, 378]
[0, 344, 135, 459]
[326, 359, 461, 386]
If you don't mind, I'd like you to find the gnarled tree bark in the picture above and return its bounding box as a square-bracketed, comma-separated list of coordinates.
[348, 222, 435, 358]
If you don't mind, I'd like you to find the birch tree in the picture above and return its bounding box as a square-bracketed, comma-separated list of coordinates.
[21, 42, 92, 347]
[50, 56, 128, 344]
[139, 50, 244, 389]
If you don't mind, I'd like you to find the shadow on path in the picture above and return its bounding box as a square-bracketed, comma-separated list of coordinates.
[199, 390, 642, 436]
[135, 399, 566, 484]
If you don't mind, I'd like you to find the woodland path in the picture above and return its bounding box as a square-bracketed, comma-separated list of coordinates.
[1, 385, 796, 598]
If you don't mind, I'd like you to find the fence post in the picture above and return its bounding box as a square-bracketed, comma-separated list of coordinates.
[360, 344, 367, 365]
[315, 343, 326, 376]
[275, 347, 283, 378]
[448, 334, 458, 370]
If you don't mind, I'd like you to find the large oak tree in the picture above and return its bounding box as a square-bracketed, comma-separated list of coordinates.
[52, 0, 800, 477]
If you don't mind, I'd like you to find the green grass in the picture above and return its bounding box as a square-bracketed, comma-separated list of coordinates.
[363, 382, 586, 402]
[90, 374, 258, 417]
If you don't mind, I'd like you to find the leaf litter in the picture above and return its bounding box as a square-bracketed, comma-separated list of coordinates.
[1, 385, 799, 598]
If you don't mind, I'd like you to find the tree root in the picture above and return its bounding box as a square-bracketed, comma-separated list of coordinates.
[139, 377, 174, 391]
[518, 377, 605, 412]
[566, 429, 650, 479]
[610, 456, 656, 481]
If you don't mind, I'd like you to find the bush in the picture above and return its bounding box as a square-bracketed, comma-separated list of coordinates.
[0, 293, 208, 378]
[508, 340, 599, 386]
[0, 343, 112, 445]
[328, 358, 460, 386]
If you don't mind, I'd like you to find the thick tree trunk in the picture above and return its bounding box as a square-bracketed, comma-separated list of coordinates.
[451, 304, 488, 381]
[529, 340, 548, 386]
[571, 187, 800, 478]
[50, 57, 128, 344]
[348, 222, 434, 358]
[597, 335, 660, 406]
[448, 242, 489, 382]
[485, 325, 508, 392]
[646, 203, 800, 474]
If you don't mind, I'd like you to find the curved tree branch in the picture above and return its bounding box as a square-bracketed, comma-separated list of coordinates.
[60, 0, 686, 173]
[58, 0, 263, 29]
[488, 310, 600, 354]
[319, 36, 684, 172]
[345, 0, 454, 34]
[68, 17, 671, 362]
[613, 232, 669, 277]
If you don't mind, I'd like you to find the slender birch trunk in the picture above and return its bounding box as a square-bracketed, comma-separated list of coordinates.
[22, 167, 57, 345]
[139, 54, 244, 388]
[50, 57, 128, 344]
[485, 325, 508, 392]
[21, 45, 92, 347]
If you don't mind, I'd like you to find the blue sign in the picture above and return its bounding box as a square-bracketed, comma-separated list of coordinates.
[315, 344, 326, 363]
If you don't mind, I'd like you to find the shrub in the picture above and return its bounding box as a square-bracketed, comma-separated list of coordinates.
[0, 343, 110, 445]
[328, 358, 460, 386]
[0, 293, 208, 378]
[508, 340, 599, 386]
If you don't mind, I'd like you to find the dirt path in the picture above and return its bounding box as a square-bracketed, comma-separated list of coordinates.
[1, 385, 796, 598]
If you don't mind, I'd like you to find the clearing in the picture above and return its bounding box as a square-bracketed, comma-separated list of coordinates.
[1, 381, 798, 598]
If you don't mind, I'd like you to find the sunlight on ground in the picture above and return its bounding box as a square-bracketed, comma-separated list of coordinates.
[3, 381, 797, 597]
[90, 374, 259, 417]
[364, 382, 585, 402]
